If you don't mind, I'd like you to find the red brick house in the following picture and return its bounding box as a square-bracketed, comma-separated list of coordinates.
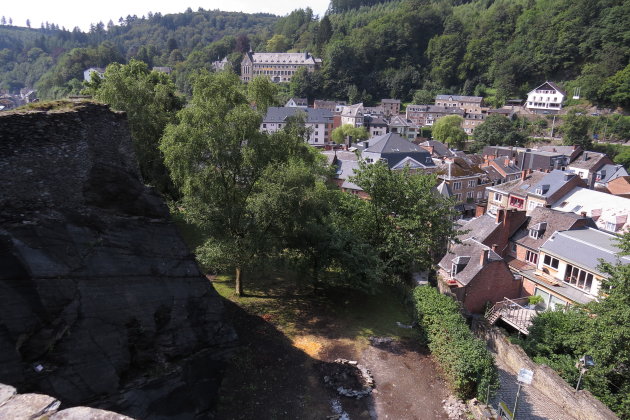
[438, 239, 521, 314]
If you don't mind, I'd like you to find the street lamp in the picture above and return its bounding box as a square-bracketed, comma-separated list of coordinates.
[575, 355, 595, 391]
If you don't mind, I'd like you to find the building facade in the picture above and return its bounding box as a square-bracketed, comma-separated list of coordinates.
[240, 52, 322, 83]
[525, 81, 565, 114]
[262, 107, 333, 146]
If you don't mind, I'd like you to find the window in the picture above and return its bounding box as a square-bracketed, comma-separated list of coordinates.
[543, 255, 559, 269]
[453, 181, 462, 190]
[526, 250, 538, 265]
[605, 221, 617, 232]
[528, 200, 542, 210]
[477, 191, 484, 199]
[564, 264, 594, 293]
[511, 242, 517, 253]
[454, 193, 462, 201]
[468, 180, 476, 188]
[529, 229, 539, 239]
[262, 123, 266, 128]
[467, 191, 474, 199]
[494, 192, 503, 202]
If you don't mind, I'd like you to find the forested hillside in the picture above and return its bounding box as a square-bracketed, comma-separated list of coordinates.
[0, 0, 628, 109]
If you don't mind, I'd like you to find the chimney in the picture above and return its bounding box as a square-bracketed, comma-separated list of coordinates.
[480, 249, 489, 266]
[521, 170, 527, 181]
[496, 208, 505, 224]
[492, 244, 498, 253]
[580, 211, 587, 217]
[475, 203, 486, 218]
[583, 152, 588, 161]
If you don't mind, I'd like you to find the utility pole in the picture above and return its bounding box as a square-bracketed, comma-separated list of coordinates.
[512, 383, 522, 420]
[550, 115, 557, 139]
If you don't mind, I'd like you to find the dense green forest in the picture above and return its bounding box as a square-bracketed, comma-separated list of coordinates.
[0, 0, 628, 108]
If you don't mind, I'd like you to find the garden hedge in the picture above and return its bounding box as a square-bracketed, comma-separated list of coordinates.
[413, 286, 499, 401]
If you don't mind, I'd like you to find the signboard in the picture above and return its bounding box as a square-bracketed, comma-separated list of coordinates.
[517, 368, 534, 385]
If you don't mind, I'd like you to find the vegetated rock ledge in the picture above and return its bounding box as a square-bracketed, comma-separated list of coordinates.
[0, 101, 237, 419]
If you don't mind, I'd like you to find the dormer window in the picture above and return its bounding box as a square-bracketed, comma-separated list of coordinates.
[605, 221, 617, 232]
[529, 229, 539, 239]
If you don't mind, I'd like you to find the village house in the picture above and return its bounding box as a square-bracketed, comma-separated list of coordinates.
[435, 94, 484, 114]
[606, 176, 630, 198]
[211, 57, 229, 72]
[387, 115, 419, 141]
[405, 104, 464, 127]
[363, 115, 389, 138]
[358, 133, 436, 171]
[481, 156, 521, 185]
[567, 151, 615, 188]
[313, 100, 346, 113]
[593, 164, 628, 191]
[418, 140, 455, 159]
[483, 146, 570, 172]
[262, 107, 333, 146]
[240, 51, 322, 83]
[437, 238, 520, 314]
[551, 187, 630, 234]
[526, 81, 565, 114]
[436, 157, 492, 205]
[324, 150, 369, 199]
[463, 112, 486, 135]
[485, 169, 584, 215]
[83, 67, 105, 82]
[285, 97, 308, 108]
[537, 145, 583, 163]
[340, 103, 364, 127]
[380, 99, 401, 116]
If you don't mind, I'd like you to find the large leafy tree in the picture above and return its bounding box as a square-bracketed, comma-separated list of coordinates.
[433, 115, 467, 149]
[83, 59, 183, 195]
[473, 114, 527, 147]
[331, 124, 368, 144]
[350, 161, 458, 279]
[561, 109, 592, 149]
[160, 72, 328, 295]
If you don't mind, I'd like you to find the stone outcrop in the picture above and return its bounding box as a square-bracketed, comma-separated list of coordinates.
[0, 101, 236, 418]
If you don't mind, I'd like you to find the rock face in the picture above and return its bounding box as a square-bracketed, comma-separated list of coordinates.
[0, 102, 236, 419]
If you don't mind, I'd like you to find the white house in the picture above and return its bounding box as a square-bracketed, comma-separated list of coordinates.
[551, 187, 630, 233]
[526, 82, 565, 114]
[340, 103, 364, 127]
[83, 67, 105, 82]
[261, 107, 333, 146]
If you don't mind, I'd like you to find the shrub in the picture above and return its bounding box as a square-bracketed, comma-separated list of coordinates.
[413, 286, 499, 401]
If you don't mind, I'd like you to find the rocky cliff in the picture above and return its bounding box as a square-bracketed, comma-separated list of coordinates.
[0, 101, 236, 419]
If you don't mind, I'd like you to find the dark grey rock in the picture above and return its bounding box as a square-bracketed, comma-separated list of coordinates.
[0, 103, 236, 419]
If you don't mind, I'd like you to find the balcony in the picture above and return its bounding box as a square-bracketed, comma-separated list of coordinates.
[485, 297, 537, 335]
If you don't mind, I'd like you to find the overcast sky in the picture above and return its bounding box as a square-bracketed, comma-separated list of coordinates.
[2, 0, 329, 31]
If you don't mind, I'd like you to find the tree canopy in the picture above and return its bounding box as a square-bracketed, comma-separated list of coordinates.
[83, 59, 183, 195]
[331, 124, 368, 144]
[432, 115, 467, 149]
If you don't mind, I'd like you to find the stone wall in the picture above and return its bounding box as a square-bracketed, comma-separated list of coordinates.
[0, 101, 236, 418]
[473, 321, 618, 420]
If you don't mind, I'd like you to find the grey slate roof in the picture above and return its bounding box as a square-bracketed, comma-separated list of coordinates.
[364, 133, 422, 154]
[568, 152, 609, 171]
[263, 107, 333, 124]
[435, 95, 483, 103]
[246, 51, 320, 64]
[540, 227, 630, 275]
[335, 159, 362, 191]
[526, 170, 579, 198]
[511, 207, 594, 251]
[419, 140, 454, 157]
[595, 164, 628, 185]
[438, 239, 503, 286]
[406, 104, 465, 115]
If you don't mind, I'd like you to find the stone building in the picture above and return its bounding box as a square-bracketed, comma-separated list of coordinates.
[240, 51, 322, 83]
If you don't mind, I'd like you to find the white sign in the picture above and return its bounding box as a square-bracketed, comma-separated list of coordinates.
[517, 368, 534, 385]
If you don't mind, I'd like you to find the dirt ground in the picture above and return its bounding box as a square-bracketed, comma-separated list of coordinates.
[213, 276, 452, 420]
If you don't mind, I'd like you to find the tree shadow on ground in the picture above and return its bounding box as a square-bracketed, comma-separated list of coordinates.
[215, 296, 378, 420]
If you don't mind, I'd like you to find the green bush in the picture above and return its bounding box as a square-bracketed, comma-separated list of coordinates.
[413, 286, 499, 401]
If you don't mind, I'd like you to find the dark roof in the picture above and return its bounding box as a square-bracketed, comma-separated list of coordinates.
[483, 165, 503, 182]
[437, 157, 486, 178]
[538, 145, 582, 161]
[263, 107, 333, 124]
[364, 133, 422, 154]
[541, 227, 630, 275]
[531, 81, 566, 96]
[435, 95, 483, 103]
[406, 104, 465, 115]
[489, 171, 548, 197]
[419, 140, 453, 157]
[381, 99, 401, 104]
[595, 164, 628, 185]
[526, 170, 580, 198]
[438, 239, 503, 286]
[511, 207, 594, 251]
[568, 152, 610, 171]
